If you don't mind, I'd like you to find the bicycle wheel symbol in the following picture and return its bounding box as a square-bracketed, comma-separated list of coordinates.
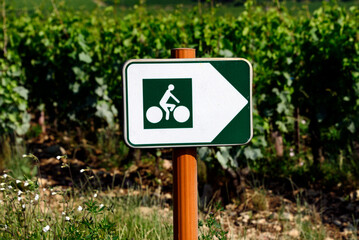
[173, 106, 190, 123]
[146, 106, 163, 124]
[146, 105, 190, 124]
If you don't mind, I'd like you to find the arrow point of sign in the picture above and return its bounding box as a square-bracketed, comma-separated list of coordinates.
[193, 63, 248, 143]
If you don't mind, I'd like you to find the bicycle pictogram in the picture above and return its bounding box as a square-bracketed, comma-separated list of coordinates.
[146, 84, 190, 124]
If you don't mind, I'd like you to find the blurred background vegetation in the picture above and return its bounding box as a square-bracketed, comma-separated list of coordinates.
[0, 0, 358, 194]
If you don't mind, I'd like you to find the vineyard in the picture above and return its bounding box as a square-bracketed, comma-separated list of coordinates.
[0, 0, 359, 239]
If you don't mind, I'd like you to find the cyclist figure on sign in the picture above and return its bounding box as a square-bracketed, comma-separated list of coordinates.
[159, 84, 180, 120]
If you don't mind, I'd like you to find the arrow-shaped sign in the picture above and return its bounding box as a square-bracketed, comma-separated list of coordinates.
[123, 59, 252, 148]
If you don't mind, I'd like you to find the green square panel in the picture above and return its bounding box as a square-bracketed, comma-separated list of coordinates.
[143, 78, 193, 129]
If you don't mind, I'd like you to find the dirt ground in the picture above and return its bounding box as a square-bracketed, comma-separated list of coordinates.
[26, 131, 359, 239]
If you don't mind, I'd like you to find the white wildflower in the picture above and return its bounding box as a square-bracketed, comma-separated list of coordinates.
[18, 190, 23, 195]
[43, 188, 46, 192]
[65, 216, 70, 221]
[22, 204, 26, 209]
[4, 224, 7, 230]
[22, 154, 28, 158]
[0, 183, 5, 186]
[56, 156, 62, 160]
[77, 206, 83, 212]
[3, 174, 7, 179]
[99, 204, 104, 209]
[62, 212, 66, 215]
[80, 169, 85, 173]
[289, 148, 295, 157]
[51, 192, 57, 196]
[0, 188, 5, 191]
[93, 193, 97, 198]
[34, 194, 39, 201]
[301, 119, 306, 124]
[8, 186, 12, 189]
[18, 197, 22, 202]
[24, 181, 29, 187]
[16, 180, 21, 184]
[43, 225, 50, 233]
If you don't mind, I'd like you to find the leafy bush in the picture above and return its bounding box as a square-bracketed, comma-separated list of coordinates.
[0, 2, 358, 181]
[0, 52, 29, 135]
[293, 4, 359, 165]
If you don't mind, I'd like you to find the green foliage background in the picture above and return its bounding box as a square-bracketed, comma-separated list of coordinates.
[0, 1, 358, 181]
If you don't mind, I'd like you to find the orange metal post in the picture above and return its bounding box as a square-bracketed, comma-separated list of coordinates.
[171, 48, 198, 240]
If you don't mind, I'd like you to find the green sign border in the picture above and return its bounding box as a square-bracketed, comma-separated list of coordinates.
[123, 58, 253, 148]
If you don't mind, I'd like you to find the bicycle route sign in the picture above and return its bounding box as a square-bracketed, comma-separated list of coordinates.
[123, 58, 252, 148]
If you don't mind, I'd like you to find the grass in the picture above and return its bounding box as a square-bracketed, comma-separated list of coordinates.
[9, 0, 97, 12]
[9, 0, 359, 15]
[199, 202, 228, 240]
[4, 177, 355, 240]
[289, 198, 327, 240]
[0, 157, 173, 239]
[1, 148, 358, 239]
[0, 136, 36, 180]
[0, 184, 173, 239]
[95, 127, 129, 169]
[0, 153, 227, 240]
